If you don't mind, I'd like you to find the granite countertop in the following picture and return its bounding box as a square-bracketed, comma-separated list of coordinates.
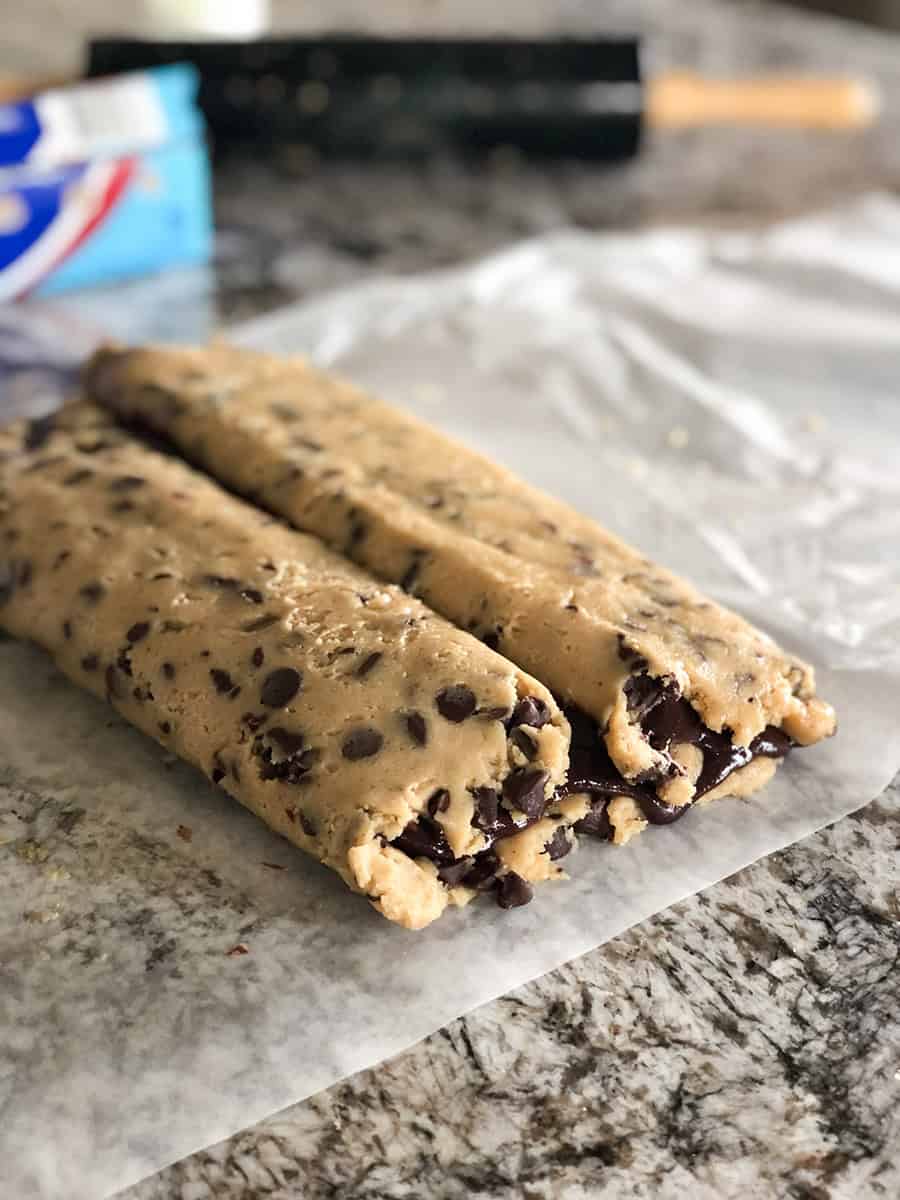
[131, 792, 900, 1199]
[5, 2, 898, 1197]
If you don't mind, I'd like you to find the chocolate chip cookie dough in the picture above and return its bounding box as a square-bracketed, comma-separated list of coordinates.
[0, 404, 578, 930]
[85, 344, 836, 843]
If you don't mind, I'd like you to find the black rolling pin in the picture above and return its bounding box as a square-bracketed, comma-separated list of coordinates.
[86, 36, 878, 160]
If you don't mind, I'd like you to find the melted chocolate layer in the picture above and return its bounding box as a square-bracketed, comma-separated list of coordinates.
[562, 681, 792, 826]
[389, 677, 794, 904]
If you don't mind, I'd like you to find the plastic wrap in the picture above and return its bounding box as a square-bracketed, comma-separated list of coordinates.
[2, 195, 899, 1199]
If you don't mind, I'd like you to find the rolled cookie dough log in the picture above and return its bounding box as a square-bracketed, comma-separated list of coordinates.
[0, 405, 577, 930]
[85, 344, 836, 837]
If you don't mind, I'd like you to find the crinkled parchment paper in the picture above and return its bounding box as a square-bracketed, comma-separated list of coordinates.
[2, 195, 899, 1200]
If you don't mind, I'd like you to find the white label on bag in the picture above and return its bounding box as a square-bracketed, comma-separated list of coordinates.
[30, 75, 169, 167]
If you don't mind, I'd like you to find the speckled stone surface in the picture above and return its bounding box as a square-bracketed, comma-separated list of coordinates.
[5, 2, 900, 1197]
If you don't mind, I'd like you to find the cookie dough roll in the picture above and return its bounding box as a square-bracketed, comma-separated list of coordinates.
[85, 344, 836, 844]
[0, 404, 579, 930]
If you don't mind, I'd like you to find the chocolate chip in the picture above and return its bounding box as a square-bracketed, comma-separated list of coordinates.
[126, 621, 150, 644]
[436, 684, 477, 723]
[0, 562, 14, 606]
[392, 815, 453, 865]
[463, 850, 500, 890]
[346, 517, 367, 551]
[109, 475, 145, 492]
[249, 646, 264, 669]
[510, 696, 550, 729]
[482, 630, 501, 651]
[471, 787, 500, 832]
[574, 797, 613, 841]
[159, 721, 171, 735]
[23, 414, 56, 451]
[267, 727, 306, 757]
[211, 766, 226, 784]
[299, 812, 317, 837]
[624, 673, 666, 720]
[115, 647, 133, 677]
[105, 664, 121, 699]
[161, 661, 175, 680]
[151, 572, 174, 581]
[62, 620, 72, 640]
[200, 574, 240, 591]
[356, 651, 381, 677]
[255, 727, 318, 783]
[400, 551, 425, 594]
[52, 550, 71, 570]
[260, 667, 302, 707]
[503, 769, 549, 820]
[111, 500, 136, 514]
[210, 669, 236, 694]
[341, 727, 383, 761]
[437, 858, 475, 887]
[242, 613, 280, 632]
[81, 654, 99, 672]
[241, 588, 264, 605]
[63, 468, 93, 486]
[497, 872, 533, 909]
[79, 582, 105, 605]
[427, 788, 451, 815]
[544, 827, 571, 861]
[132, 685, 153, 703]
[511, 728, 538, 761]
[405, 711, 428, 746]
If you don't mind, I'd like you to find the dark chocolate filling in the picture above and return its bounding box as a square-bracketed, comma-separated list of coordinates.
[560, 686, 792, 825]
[390, 678, 792, 906]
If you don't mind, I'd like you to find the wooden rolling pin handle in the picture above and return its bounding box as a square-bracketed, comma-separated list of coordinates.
[648, 72, 880, 131]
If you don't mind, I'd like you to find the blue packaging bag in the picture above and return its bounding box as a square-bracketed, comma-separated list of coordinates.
[0, 65, 205, 170]
[0, 65, 212, 299]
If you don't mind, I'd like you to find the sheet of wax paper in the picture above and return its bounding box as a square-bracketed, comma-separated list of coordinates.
[2, 194, 900, 1200]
